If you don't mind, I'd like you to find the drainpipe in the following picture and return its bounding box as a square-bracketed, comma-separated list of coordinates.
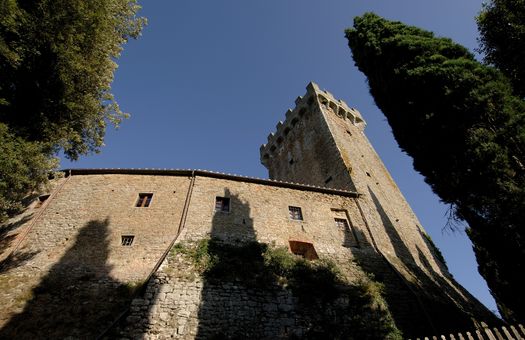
[146, 170, 196, 277]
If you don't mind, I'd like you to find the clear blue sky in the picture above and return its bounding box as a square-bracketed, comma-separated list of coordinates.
[61, 0, 498, 314]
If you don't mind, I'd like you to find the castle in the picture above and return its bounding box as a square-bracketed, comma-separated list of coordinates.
[0, 83, 498, 338]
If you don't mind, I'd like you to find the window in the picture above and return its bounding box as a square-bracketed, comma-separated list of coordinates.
[38, 194, 50, 203]
[289, 240, 318, 260]
[121, 235, 134, 246]
[334, 217, 357, 247]
[36, 194, 50, 208]
[215, 196, 230, 212]
[136, 193, 153, 207]
[335, 218, 349, 230]
[289, 206, 303, 220]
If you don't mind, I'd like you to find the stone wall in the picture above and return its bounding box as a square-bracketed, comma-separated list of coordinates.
[0, 174, 190, 338]
[117, 247, 301, 339]
[180, 175, 372, 254]
[116, 239, 402, 340]
[0, 169, 498, 338]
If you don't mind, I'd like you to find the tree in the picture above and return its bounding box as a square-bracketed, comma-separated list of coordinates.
[477, 0, 525, 98]
[0, 0, 145, 159]
[0, 123, 56, 222]
[0, 0, 144, 221]
[346, 13, 525, 322]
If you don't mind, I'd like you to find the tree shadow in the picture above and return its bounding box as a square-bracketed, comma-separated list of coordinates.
[116, 188, 402, 339]
[0, 218, 134, 339]
[195, 188, 262, 338]
[192, 188, 400, 339]
[363, 185, 500, 336]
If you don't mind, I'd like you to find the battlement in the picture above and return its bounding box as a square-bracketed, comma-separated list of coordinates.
[260, 82, 365, 166]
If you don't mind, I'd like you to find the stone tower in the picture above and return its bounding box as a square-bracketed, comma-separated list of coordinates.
[260, 82, 498, 335]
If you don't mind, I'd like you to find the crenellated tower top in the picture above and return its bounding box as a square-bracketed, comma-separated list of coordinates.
[260, 82, 364, 167]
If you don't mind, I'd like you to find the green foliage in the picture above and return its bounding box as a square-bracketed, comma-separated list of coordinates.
[477, 0, 525, 97]
[422, 232, 447, 269]
[0, 0, 144, 223]
[346, 13, 525, 322]
[172, 239, 402, 339]
[264, 247, 342, 302]
[0, 0, 145, 159]
[117, 280, 144, 298]
[0, 123, 57, 222]
[172, 239, 215, 272]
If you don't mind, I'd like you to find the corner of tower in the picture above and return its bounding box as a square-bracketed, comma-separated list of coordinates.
[260, 82, 366, 170]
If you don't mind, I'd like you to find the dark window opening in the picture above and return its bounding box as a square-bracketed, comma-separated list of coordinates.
[324, 176, 333, 185]
[366, 172, 371, 177]
[289, 158, 294, 165]
[289, 206, 303, 220]
[284, 127, 291, 136]
[346, 129, 352, 136]
[121, 235, 134, 246]
[38, 194, 50, 203]
[289, 240, 318, 260]
[215, 197, 230, 212]
[136, 193, 153, 207]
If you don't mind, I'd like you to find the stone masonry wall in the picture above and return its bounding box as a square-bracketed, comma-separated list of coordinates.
[0, 174, 191, 338]
[117, 247, 302, 339]
[0, 169, 498, 338]
[180, 176, 371, 254]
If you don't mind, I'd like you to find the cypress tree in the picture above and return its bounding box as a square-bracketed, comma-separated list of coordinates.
[346, 13, 525, 322]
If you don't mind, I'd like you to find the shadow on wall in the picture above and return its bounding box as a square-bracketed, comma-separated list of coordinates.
[0, 218, 135, 339]
[114, 187, 403, 339]
[365, 185, 500, 334]
[194, 189, 403, 339]
[196, 188, 260, 338]
[0, 215, 38, 273]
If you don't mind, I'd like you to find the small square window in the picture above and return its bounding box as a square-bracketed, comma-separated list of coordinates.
[335, 218, 349, 230]
[121, 235, 134, 246]
[136, 193, 153, 207]
[215, 197, 230, 212]
[289, 206, 303, 220]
